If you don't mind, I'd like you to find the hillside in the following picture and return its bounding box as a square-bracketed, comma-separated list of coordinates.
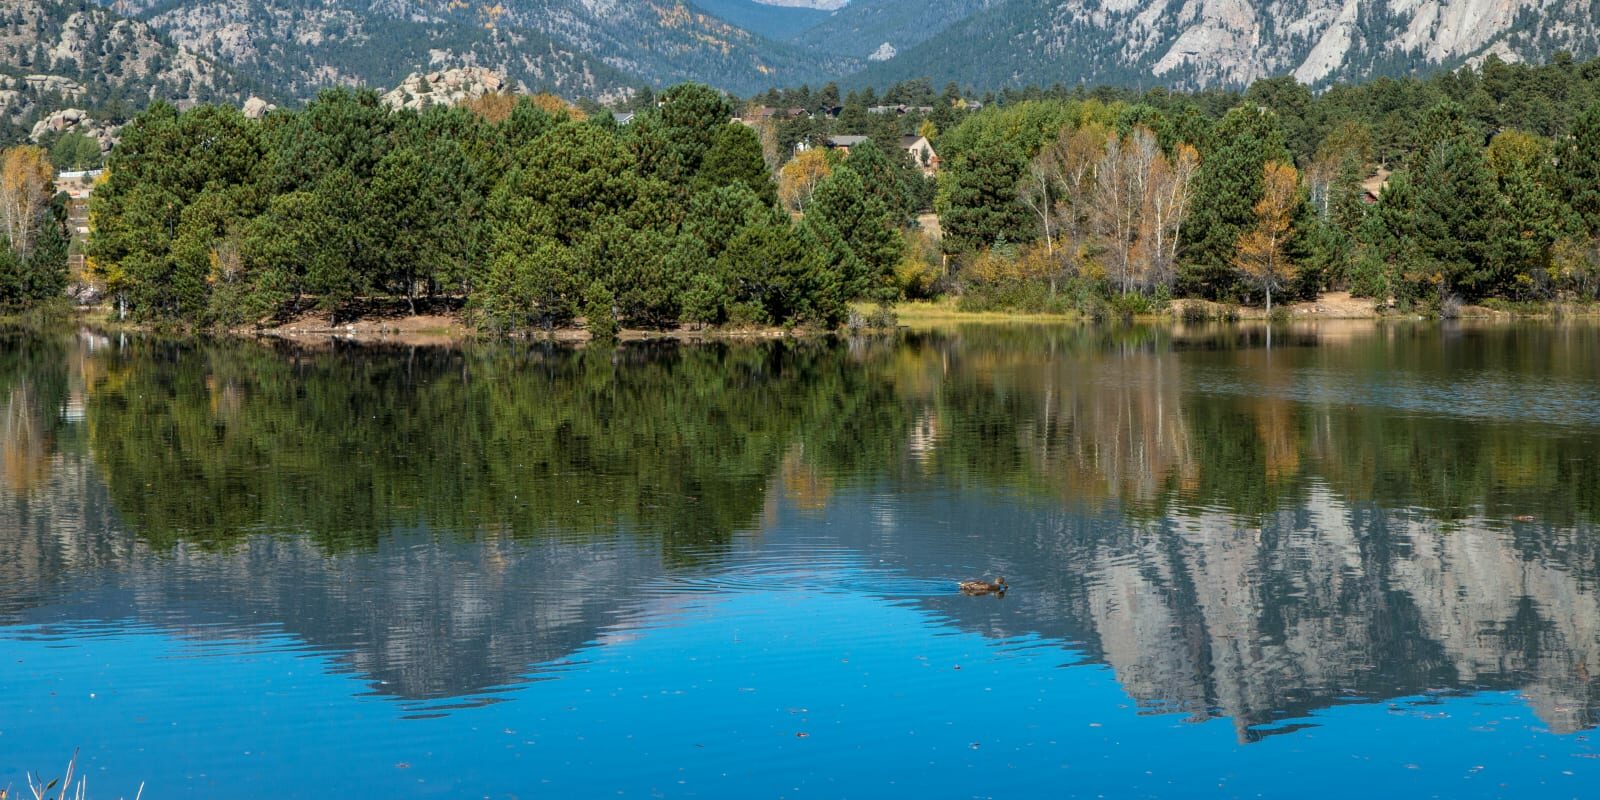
[121, 0, 637, 101]
[6, 0, 1600, 129]
[789, 0, 993, 63]
[0, 0, 259, 138]
[851, 0, 1600, 90]
[108, 0, 856, 97]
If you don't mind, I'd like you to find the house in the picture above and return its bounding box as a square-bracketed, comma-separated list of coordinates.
[736, 106, 777, 126]
[899, 135, 940, 175]
[824, 135, 871, 154]
[868, 104, 936, 116]
[55, 169, 101, 277]
[611, 111, 635, 125]
[56, 170, 101, 201]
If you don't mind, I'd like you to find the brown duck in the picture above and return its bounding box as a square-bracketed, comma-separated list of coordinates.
[959, 576, 1007, 596]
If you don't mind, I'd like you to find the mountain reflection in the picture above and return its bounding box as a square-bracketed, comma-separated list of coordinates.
[1, 323, 1597, 735]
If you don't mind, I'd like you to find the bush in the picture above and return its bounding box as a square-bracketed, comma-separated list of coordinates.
[895, 229, 944, 299]
[1438, 292, 1462, 320]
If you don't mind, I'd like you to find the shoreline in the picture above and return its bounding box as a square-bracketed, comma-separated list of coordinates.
[893, 294, 1600, 328]
[43, 296, 1600, 348]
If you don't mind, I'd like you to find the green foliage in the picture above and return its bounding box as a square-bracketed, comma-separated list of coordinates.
[89, 102, 267, 321]
[806, 164, 904, 307]
[1561, 103, 1600, 239]
[936, 134, 1029, 253]
[1181, 106, 1290, 297]
[696, 123, 777, 205]
[1409, 136, 1507, 300]
[46, 131, 103, 170]
[84, 84, 873, 332]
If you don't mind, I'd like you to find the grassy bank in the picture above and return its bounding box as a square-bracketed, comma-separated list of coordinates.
[889, 298, 1085, 327]
[889, 294, 1600, 327]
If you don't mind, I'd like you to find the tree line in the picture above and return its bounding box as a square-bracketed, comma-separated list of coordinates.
[831, 54, 1600, 313]
[84, 84, 907, 333]
[16, 54, 1600, 324]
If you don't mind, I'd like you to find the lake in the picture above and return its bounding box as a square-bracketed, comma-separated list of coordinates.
[2, 321, 1599, 798]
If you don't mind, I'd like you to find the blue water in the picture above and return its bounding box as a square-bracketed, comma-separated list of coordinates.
[3, 323, 1599, 798]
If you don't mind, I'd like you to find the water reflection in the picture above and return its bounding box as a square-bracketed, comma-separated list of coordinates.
[2, 322, 1598, 745]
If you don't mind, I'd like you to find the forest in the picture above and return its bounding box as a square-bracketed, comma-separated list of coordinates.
[753, 54, 1600, 314]
[7, 54, 1600, 326]
[75, 84, 906, 334]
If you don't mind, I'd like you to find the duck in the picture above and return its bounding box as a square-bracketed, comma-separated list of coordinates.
[959, 576, 1007, 596]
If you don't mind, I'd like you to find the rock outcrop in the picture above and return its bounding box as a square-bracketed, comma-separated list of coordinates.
[28, 108, 120, 155]
[381, 67, 509, 111]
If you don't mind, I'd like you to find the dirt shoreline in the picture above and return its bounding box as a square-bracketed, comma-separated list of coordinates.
[65, 294, 1599, 347]
[896, 292, 1600, 328]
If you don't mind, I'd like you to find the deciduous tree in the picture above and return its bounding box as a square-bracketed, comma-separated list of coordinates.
[1233, 161, 1300, 312]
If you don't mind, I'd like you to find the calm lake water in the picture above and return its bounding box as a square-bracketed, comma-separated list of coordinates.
[3, 321, 1599, 798]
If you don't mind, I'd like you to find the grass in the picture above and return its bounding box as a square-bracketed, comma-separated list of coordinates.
[884, 298, 1084, 327]
[10, 750, 143, 800]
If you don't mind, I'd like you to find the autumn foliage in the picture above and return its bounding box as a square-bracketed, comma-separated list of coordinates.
[1232, 161, 1300, 312]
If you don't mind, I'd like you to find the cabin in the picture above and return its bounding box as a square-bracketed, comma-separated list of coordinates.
[736, 106, 777, 126]
[611, 111, 635, 125]
[824, 134, 871, 154]
[899, 135, 940, 175]
[868, 104, 935, 116]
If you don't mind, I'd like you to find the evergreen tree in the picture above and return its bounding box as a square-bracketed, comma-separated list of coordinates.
[1411, 136, 1507, 300]
[839, 139, 911, 222]
[1487, 130, 1563, 295]
[696, 123, 776, 205]
[1560, 103, 1600, 241]
[89, 103, 266, 321]
[935, 135, 1029, 253]
[1181, 106, 1289, 297]
[805, 165, 903, 305]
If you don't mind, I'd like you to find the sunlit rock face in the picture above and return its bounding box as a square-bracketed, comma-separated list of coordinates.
[862, 0, 1600, 91]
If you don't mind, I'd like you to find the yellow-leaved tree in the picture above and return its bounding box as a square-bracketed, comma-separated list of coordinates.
[0, 144, 54, 258]
[1233, 161, 1300, 313]
[777, 149, 831, 214]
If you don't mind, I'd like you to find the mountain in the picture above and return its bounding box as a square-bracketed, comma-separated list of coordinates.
[691, 0, 829, 41]
[9, 0, 1600, 131]
[789, 0, 993, 63]
[851, 0, 1600, 90]
[104, 0, 856, 98]
[107, 0, 637, 101]
[0, 0, 259, 136]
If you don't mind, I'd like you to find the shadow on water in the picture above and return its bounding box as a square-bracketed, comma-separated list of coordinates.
[2, 320, 1600, 736]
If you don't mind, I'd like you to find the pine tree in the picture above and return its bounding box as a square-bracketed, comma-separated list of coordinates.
[935, 135, 1030, 253]
[1411, 136, 1507, 301]
[1488, 130, 1563, 296]
[1181, 106, 1290, 297]
[806, 165, 903, 305]
[696, 123, 776, 206]
[1560, 103, 1600, 241]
